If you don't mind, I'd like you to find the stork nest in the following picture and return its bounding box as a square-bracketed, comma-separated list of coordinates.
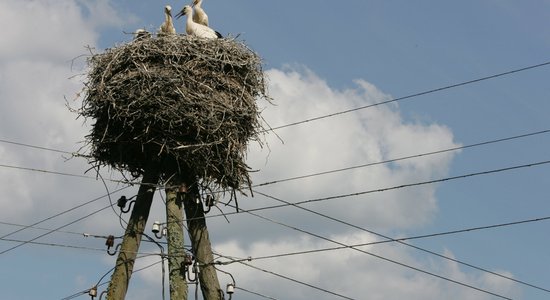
[77, 35, 269, 192]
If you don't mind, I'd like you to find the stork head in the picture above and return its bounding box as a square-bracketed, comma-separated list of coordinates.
[164, 5, 172, 15]
[175, 5, 192, 19]
[133, 29, 151, 40]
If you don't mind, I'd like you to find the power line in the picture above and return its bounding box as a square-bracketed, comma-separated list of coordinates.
[214, 160, 550, 298]
[61, 258, 163, 300]
[0, 220, 194, 251]
[2, 102, 547, 298]
[194, 248, 352, 300]
[50, 207, 541, 300]
[243, 159, 550, 216]
[0, 204, 113, 255]
[0, 220, 89, 237]
[0, 186, 129, 240]
[384, 216, 550, 243]
[0, 234, 187, 259]
[3, 136, 549, 238]
[253, 191, 550, 293]
[0, 163, 139, 185]
[0, 163, 99, 180]
[212, 251, 354, 300]
[217, 203, 512, 299]
[212, 251, 362, 300]
[0, 236, 107, 253]
[269, 61, 550, 131]
[255, 128, 550, 187]
[235, 286, 278, 300]
[2, 63, 550, 151]
[44, 163, 545, 298]
[211, 252, 357, 300]
[149, 130, 550, 228]
[0, 138, 75, 155]
[181, 158, 550, 225]
[216, 215, 550, 261]
[0, 162, 166, 188]
[110, 158, 538, 299]
[203, 160, 550, 297]
[241, 261, 357, 300]
[3, 128, 550, 196]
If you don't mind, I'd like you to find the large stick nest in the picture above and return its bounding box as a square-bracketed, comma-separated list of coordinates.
[78, 35, 269, 192]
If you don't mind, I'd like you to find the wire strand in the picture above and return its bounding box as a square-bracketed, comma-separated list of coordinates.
[255, 128, 550, 187]
[235, 286, 278, 300]
[3, 128, 550, 200]
[177, 159, 550, 225]
[0, 186, 130, 240]
[0, 220, 90, 237]
[0, 138, 74, 155]
[254, 190, 550, 293]
[244, 159, 550, 216]
[268, 61, 550, 131]
[0, 237, 107, 253]
[0, 220, 195, 250]
[60, 258, 163, 300]
[0, 204, 112, 255]
[236, 260, 357, 300]
[223, 203, 512, 299]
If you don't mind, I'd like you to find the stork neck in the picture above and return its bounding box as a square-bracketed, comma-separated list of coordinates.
[185, 10, 194, 34]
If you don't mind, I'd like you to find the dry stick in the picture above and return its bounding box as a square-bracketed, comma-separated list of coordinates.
[107, 163, 160, 299]
[182, 176, 223, 300]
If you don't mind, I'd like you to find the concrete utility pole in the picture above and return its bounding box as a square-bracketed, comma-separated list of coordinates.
[165, 176, 188, 299]
[107, 165, 160, 299]
[183, 179, 223, 300]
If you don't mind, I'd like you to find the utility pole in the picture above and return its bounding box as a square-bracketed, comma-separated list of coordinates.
[183, 177, 223, 300]
[165, 175, 188, 299]
[107, 165, 160, 299]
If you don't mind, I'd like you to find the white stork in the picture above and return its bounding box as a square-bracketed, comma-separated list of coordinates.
[133, 29, 151, 40]
[192, 0, 209, 26]
[175, 5, 222, 39]
[158, 5, 176, 36]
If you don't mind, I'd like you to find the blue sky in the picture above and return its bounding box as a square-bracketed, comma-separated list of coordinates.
[1, 1, 550, 299]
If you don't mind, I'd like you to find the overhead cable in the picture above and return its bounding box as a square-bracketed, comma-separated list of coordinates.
[231, 260, 356, 300]
[234, 286, 278, 300]
[255, 190, 550, 293]
[3, 128, 550, 192]
[179, 159, 550, 224]
[248, 159, 550, 214]
[0, 186, 129, 240]
[269, 61, 550, 131]
[256, 129, 550, 187]
[60, 259, 163, 300]
[218, 203, 512, 299]
[0, 204, 113, 255]
[0, 138, 74, 155]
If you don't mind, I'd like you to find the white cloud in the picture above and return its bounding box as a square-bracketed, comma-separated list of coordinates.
[0, 1, 97, 62]
[0, 0, 141, 223]
[212, 232, 520, 300]
[245, 66, 460, 233]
